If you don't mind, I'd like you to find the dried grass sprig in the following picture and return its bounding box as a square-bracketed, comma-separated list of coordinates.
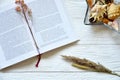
[62, 55, 120, 77]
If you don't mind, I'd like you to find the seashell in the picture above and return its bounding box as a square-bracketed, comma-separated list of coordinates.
[101, 0, 114, 4]
[108, 20, 119, 31]
[108, 3, 120, 20]
[89, 4, 107, 22]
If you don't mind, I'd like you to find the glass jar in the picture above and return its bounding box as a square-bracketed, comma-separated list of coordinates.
[84, 0, 120, 32]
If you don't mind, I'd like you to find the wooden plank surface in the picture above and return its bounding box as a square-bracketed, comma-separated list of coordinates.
[0, 0, 120, 80]
[1, 44, 120, 72]
[0, 73, 120, 80]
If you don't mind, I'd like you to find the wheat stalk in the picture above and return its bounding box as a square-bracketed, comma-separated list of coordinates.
[62, 55, 120, 77]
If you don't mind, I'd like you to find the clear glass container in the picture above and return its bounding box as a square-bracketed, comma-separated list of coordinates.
[84, 0, 120, 32]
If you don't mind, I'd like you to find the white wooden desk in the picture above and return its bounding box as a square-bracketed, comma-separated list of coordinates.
[0, 0, 120, 80]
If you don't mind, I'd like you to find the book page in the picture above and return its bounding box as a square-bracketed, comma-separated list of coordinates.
[28, 0, 78, 53]
[0, 5, 37, 69]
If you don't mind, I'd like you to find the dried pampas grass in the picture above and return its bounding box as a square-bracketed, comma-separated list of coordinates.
[62, 55, 120, 77]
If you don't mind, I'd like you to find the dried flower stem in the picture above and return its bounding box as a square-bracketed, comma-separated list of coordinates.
[62, 55, 120, 77]
[15, 0, 41, 67]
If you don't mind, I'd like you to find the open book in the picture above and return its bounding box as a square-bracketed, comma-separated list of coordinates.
[0, 0, 78, 69]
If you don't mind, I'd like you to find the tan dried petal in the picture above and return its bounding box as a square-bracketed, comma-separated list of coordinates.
[20, 0, 24, 3]
[22, 4, 28, 12]
[28, 9, 32, 16]
[15, 6, 21, 12]
[15, 0, 20, 4]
